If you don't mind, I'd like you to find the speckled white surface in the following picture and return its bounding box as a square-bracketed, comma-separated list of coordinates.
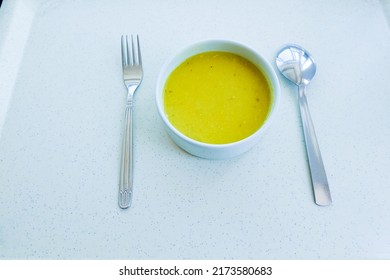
[0, 0, 390, 259]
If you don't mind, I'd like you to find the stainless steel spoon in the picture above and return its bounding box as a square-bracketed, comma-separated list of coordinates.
[276, 44, 332, 206]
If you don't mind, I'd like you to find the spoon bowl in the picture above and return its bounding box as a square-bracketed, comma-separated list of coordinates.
[276, 44, 316, 86]
[276, 44, 332, 206]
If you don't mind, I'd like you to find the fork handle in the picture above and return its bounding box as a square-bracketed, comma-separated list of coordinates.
[119, 101, 134, 208]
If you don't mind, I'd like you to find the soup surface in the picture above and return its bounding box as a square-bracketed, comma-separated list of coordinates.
[164, 51, 272, 144]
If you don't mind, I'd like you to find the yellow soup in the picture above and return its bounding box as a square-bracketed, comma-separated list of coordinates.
[164, 51, 272, 144]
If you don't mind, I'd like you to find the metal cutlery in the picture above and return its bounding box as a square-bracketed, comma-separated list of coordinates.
[119, 35, 143, 209]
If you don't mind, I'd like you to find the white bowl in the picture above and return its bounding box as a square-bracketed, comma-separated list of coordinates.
[156, 40, 280, 159]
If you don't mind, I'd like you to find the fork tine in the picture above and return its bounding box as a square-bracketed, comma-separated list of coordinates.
[126, 35, 132, 66]
[122, 34, 142, 66]
[136, 35, 142, 66]
[130, 35, 136, 65]
[121, 35, 127, 68]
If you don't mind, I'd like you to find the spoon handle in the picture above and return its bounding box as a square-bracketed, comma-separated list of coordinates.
[298, 85, 332, 206]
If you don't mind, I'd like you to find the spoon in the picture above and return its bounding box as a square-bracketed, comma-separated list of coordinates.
[276, 44, 332, 206]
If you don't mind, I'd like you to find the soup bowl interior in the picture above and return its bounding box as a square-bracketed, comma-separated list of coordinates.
[156, 40, 280, 159]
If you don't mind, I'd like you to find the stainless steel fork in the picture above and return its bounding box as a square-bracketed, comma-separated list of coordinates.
[119, 35, 143, 209]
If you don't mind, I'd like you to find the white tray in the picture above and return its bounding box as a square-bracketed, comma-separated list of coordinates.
[1, 0, 390, 259]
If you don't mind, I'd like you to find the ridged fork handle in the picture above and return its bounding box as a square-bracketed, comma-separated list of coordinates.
[119, 98, 134, 209]
[298, 85, 332, 206]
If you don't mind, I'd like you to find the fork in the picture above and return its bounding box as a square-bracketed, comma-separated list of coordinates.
[119, 35, 143, 209]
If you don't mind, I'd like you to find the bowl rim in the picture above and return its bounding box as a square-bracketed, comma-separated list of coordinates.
[156, 39, 280, 149]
